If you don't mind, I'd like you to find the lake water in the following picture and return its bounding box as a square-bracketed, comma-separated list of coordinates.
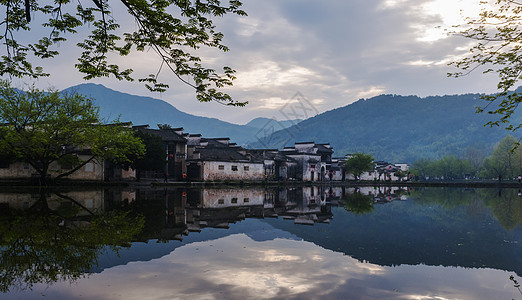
[1, 186, 521, 299]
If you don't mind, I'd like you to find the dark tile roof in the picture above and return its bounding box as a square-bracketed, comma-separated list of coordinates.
[197, 147, 253, 162]
[134, 127, 187, 143]
[315, 144, 334, 154]
[200, 139, 230, 148]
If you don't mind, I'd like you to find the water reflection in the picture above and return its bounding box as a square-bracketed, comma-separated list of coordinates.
[0, 190, 144, 292]
[0, 186, 521, 299]
[6, 233, 520, 300]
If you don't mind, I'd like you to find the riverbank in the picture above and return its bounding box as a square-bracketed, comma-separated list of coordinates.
[151, 180, 522, 189]
[2, 178, 521, 189]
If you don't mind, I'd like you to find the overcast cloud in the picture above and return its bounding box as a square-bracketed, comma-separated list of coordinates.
[22, 0, 498, 124]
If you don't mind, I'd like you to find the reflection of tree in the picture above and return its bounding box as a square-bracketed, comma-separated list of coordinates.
[410, 188, 522, 231]
[481, 189, 522, 231]
[0, 191, 144, 292]
[343, 192, 374, 215]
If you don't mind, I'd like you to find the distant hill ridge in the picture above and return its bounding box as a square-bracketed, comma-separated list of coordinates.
[66, 83, 521, 163]
[64, 83, 259, 145]
[253, 93, 522, 163]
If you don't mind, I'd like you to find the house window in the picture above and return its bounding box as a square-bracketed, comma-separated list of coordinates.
[244, 166, 249, 171]
[244, 198, 249, 203]
[218, 165, 224, 170]
[85, 162, 94, 172]
[231, 198, 238, 204]
[218, 199, 224, 204]
[231, 165, 238, 171]
[310, 164, 316, 169]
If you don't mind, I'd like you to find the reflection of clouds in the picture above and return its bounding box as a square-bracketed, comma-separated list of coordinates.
[14, 234, 522, 300]
[259, 249, 302, 262]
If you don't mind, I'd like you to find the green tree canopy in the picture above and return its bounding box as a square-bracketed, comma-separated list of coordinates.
[344, 152, 374, 178]
[0, 80, 145, 182]
[481, 135, 522, 178]
[450, 0, 522, 132]
[132, 130, 166, 179]
[0, 0, 246, 105]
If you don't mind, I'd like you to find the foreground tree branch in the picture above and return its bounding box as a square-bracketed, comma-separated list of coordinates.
[449, 0, 522, 133]
[0, 0, 247, 106]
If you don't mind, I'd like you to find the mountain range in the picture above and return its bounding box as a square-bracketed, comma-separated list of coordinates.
[65, 84, 263, 145]
[67, 83, 521, 163]
[253, 93, 522, 163]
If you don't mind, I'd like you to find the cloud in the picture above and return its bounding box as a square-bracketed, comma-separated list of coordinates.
[13, 0, 499, 124]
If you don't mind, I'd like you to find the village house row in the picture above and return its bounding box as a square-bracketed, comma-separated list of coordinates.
[0, 125, 408, 181]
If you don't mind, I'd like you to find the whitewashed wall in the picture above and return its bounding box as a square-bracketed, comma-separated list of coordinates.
[202, 161, 264, 181]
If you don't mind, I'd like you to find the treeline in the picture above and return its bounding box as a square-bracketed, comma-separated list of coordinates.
[412, 135, 522, 180]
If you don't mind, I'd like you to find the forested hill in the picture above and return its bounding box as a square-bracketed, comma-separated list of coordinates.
[65, 83, 259, 145]
[252, 93, 522, 163]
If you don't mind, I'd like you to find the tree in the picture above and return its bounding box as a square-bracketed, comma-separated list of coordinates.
[0, 80, 145, 183]
[450, 0, 522, 133]
[132, 130, 166, 180]
[344, 152, 374, 179]
[0, 0, 246, 106]
[482, 135, 519, 178]
[394, 169, 407, 181]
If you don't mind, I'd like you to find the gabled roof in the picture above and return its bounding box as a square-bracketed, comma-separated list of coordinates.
[315, 144, 334, 154]
[134, 127, 187, 143]
[197, 147, 253, 162]
[200, 138, 230, 148]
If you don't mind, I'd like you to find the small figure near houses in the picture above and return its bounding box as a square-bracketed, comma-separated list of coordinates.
[518, 175, 521, 184]
[164, 171, 168, 183]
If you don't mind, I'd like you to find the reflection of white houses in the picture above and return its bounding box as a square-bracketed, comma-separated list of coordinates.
[349, 186, 409, 203]
[201, 189, 264, 208]
[274, 187, 332, 225]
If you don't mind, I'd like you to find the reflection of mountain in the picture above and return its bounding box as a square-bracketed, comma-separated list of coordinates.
[93, 219, 300, 272]
[262, 190, 522, 276]
[93, 187, 327, 272]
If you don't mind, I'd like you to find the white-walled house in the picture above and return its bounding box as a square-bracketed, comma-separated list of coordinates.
[186, 140, 264, 181]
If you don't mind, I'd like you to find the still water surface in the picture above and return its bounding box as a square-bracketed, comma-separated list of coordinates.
[1, 186, 521, 299]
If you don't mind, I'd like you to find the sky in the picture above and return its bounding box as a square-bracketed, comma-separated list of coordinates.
[16, 0, 500, 124]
